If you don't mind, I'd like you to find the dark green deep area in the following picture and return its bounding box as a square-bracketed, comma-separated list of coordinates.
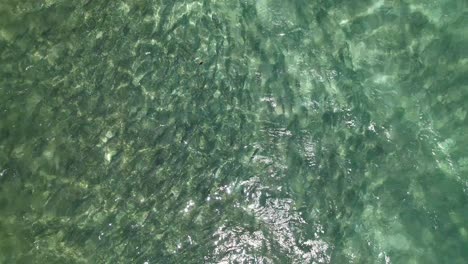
[0, 0, 467, 263]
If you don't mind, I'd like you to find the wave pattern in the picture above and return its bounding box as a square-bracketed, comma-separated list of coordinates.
[0, 0, 467, 263]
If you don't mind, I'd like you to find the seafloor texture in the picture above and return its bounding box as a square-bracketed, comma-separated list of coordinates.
[0, 0, 467, 263]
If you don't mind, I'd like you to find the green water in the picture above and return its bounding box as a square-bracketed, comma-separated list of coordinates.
[1, 0, 467, 263]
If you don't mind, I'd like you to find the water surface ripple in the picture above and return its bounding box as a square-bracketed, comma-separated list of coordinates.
[0, 0, 467, 263]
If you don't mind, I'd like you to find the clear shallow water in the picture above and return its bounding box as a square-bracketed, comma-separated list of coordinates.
[0, 0, 467, 263]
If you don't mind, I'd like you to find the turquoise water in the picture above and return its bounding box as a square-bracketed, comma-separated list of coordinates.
[1, 0, 467, 263]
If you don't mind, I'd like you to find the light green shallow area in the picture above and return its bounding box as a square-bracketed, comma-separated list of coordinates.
[0, 0, 467, 263]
